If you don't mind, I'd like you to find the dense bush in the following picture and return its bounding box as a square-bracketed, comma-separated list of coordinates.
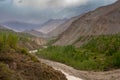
[0, 33, 19, 52]
[82, 35, 120, 56]
[0, 32, 32, 54]
[37, 34, 120, 71]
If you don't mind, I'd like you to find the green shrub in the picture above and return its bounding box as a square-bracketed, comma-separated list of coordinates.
[37, 34, 120, 71]
[7, 33, 19, 49]
[82, 35, 120, 56]
[0, 33, 19, 52]
[30, 55, 39, 62]
[111, 52, 120, 68]
[20, 48, 28, 54]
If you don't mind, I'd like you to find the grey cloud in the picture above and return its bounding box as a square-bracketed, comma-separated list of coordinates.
[0, 0, 117, 24]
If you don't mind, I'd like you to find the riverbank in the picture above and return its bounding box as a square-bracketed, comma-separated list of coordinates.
[29, 50, 120, 80]
[39, 58, 120, 80]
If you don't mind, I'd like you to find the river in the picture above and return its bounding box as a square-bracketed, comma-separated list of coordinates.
[29, 50, 83, 80]
[29, 50, 120, 80]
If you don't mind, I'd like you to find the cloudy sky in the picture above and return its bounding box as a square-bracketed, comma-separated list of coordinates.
[0, 0, 117, 24]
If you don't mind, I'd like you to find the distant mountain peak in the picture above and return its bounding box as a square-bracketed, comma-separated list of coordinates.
[35, 19, 67, 34]
[2, 21, 40, 32]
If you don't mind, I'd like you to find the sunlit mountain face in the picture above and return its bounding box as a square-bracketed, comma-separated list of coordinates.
[0, 0, 117, 24]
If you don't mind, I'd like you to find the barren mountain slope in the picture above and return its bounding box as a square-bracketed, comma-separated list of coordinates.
[54, 0, 120, 47]
[36, 19, 67, 34]
[26, 19, 67, 38]
[47, 17, 79, 37]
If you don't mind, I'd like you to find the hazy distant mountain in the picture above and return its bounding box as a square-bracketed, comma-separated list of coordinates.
[0, 24, 14, 32]
[35, 19, 67, 34]
[24, 29, 46, 38]
[1, 19, 67, 37]
[0, 24, 7, 29]
[24, 19, 68, 38]
[2, 21, 40, 32]
[47, 16, 79, 37]
[54, 0, 120, 47]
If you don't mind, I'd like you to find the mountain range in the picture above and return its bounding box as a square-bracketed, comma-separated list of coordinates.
[1, 0, 120, 43]
[46, 16, 79, 38]
[54, 0, 120, 47]
[35, 19, 67, 34]
[2, 21, 40, 32]
[25, 19, 67, 38]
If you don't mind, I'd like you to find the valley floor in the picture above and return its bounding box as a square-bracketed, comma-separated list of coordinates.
[39, 58, 120, 80]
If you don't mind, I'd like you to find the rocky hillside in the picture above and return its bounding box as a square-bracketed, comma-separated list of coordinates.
[0, 26, 46, 50]
[54, 0, 120, 47]
[0, 51, 67, 80]
[0, 28, 67, 80]
[18, 37, 46, 50]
